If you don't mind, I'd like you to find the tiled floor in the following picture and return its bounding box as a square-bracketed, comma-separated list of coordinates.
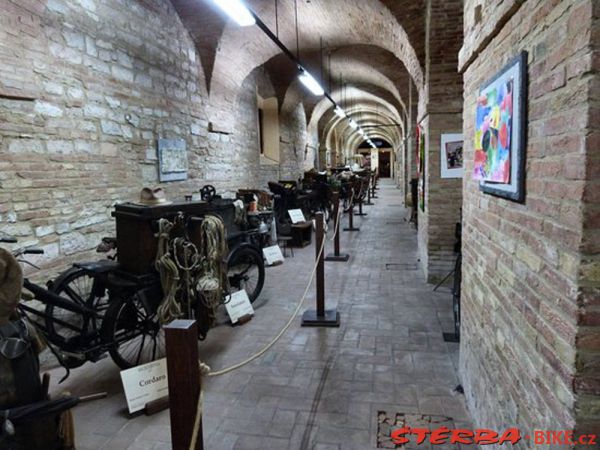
[47, 180, 472, 449]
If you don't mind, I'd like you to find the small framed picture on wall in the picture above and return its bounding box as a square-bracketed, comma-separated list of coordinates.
[440, 133, 464, 179]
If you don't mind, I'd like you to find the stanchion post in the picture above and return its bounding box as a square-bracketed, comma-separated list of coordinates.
[371, 176, 378, 199]
[356, 196, 367, 217]
[165, 320, 203, 450]
[344, 191, 360, 232]
[302, 212, 340, 327]
[325, 192, 350, 262]
[364, 181, 374, 206]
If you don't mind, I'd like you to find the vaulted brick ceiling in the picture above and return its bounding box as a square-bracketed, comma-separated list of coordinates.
[170, 0, 425, 149]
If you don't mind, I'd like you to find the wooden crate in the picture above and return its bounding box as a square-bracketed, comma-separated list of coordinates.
[112, 200, 235, 275]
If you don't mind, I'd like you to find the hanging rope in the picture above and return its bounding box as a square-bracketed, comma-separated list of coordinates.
[196, 215, 228, 328]
[155, 219, 182, 325]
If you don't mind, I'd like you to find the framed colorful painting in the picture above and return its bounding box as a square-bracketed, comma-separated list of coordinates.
[473, 51, 527, 202]
[440, 133, 464, 179]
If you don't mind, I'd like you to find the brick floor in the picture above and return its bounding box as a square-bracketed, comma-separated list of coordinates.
[47, 180, 472, 449]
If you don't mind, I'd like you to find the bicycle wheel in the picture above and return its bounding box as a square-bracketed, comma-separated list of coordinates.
[46, 268, 108, 340]
[227, 245, 265, 304]
[101, 293, 165, 369]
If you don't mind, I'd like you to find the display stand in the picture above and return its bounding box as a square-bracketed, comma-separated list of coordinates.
[325, 192, 350, 262]
[302, 212, 340, 327]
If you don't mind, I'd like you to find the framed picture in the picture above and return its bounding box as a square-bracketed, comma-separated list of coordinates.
[440, 133, 464, 179]
[157, 138, 188, 182]
[473, 51, 528, 202]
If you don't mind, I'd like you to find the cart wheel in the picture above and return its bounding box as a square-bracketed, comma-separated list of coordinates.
[47, 268, 108, 341]
[101, 293, 165, 369]
[227, 245, 265, 304]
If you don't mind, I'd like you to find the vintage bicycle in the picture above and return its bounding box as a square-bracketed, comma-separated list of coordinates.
[1, 207, 266, 373]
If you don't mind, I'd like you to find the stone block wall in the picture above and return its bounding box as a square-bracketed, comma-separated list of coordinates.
[459, 0, 598, 440]
[0, 0, 307, 274]
[1, 0, 208, 272]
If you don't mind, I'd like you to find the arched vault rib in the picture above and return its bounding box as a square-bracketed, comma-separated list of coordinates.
[178, 0, 424, 130]
[313, 87, 404, 137]
[324, 110, 402, 161]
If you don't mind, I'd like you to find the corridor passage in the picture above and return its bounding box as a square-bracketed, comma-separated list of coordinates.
[49, 180, 471, 450]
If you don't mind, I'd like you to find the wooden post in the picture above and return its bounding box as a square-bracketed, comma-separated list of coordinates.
[364, 181, 374, 206]
[344, 191, 360, 232]
[165, 320, 203, 450]
[325, 192, 350, 262]
[356, 197, 367, 217]
[315, 212, 325, 317]
[371, 178, 378, 199]
[302, 212, 340, 327]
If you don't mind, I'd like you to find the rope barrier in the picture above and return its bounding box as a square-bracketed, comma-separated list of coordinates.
[187, 210, 342, 450]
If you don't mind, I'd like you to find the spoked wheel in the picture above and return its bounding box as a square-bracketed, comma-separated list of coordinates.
[47, 268, 109, 340]
[227, 245, 265, 304]
[101, 294, 165, 369]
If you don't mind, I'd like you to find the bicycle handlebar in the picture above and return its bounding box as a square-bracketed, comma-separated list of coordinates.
[22, 248, 44, 255]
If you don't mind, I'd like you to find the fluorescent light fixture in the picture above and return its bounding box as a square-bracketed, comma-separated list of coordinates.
[212, 0, 256, 27]
[298, 69, 324, 96]
[349, 119, 358, 130]
[334, 106, 346, 118]
[358, 128, 365, 136]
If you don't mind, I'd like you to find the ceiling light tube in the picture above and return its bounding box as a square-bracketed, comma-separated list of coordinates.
[212, 0, 256, 27]
[334, 106, 346, 118]
[358, 128, 365, 136]
[349, 119, 358, 130]
[298, 69, 325, 96]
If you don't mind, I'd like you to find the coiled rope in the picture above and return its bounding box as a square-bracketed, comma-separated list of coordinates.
[155, 219, 182, 324]
[196, 215, 228, 328]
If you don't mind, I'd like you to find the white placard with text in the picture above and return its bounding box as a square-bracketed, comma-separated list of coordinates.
[288, 209, 306, 224]
[263, 245, 285, 265]
[224, 290, 255, 324]
[120, 358, 169, 414]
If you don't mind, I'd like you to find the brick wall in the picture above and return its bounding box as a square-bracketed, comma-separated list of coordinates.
[574, 0, 600, 438]
[417, 0, 463, 282]
[0, 0, 302, 274]
[459, 0, 597, 440]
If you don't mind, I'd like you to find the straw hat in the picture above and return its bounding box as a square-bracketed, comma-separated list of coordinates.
[0, 248, 23, 325]
[137, 187, 171, 206]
